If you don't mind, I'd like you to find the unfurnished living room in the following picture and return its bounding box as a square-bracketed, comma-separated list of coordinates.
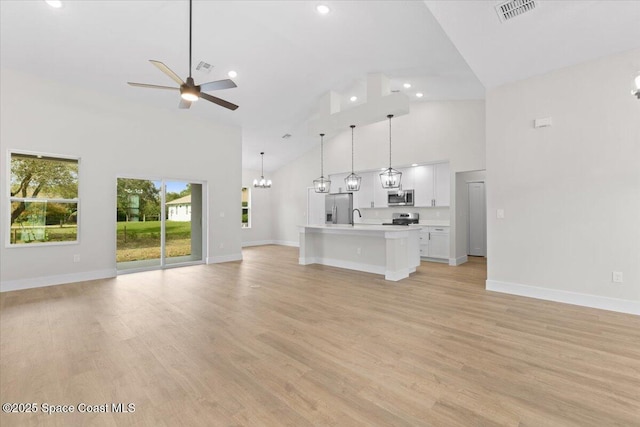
[1, 1, 639, 426]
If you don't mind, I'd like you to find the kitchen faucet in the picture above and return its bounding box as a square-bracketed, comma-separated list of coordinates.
[351, 208, 361, 225]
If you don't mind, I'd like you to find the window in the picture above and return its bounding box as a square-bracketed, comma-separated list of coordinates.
[9, 152, 79, 245]
[241, 187, 250, 228]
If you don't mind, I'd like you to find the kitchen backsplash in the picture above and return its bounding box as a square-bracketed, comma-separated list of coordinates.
[359, 207, 450, 224]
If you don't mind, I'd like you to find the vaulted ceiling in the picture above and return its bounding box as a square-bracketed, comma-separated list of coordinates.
[2, 1, 639, 172]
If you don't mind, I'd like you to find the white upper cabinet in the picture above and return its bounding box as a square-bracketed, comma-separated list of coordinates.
[357, 172, 374, 209]
[412, 165, 435, 207]
[434, 163, 450, 207]
[372, 172, 388, 208]
[328, 172, 349, 194]
[331, 162, 449, 208]
[412, 162, 449, 207]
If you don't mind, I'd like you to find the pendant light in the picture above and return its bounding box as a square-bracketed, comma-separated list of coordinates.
[313, 133, 331, 193]
[253, 152, 272, 188]
[379, 114, 402, 189]
[344, 125, 361, 191]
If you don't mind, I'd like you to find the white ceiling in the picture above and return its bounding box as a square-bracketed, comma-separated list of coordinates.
[425, 0, 640, 89]
[2, 1, 639, 173]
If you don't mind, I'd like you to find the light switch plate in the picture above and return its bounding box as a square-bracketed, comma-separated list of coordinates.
[612, 272, 623, 283]
[497, 209, 505, 219]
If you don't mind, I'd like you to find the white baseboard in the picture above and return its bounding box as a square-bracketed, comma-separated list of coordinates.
[207, 253, 243, 264]
[242, 240, 275, 247]
[1, 269, 116, 293]
[486, 280, 640, 315]
[449, 255, 468, 266]
[273, 240, 299, 248]
[300, 257, 385, 276]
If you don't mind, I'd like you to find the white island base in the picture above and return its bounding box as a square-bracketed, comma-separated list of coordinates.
[298, 224, 421, 281]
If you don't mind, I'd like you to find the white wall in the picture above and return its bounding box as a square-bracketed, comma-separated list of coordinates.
[271, 100, 486, 249]
[0, 69, 243, 291]
[486, 49, 640, 313]
[241, 168, 274, 246]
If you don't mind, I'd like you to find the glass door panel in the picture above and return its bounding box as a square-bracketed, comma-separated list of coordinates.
[164, 181, 203, 266]
[116, 178, 162, 271]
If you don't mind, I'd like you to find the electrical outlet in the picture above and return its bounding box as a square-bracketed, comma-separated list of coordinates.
[612, 272, 623, 283]
[219, 243, 224, 249]
[356, 247, 361, 255]
[219, 212, 225, 218]
[497, 209, 505, 219]
[73, 254, 80, 263]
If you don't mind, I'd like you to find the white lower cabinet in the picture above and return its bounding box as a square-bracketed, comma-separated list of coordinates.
[419, 226, 449, 261]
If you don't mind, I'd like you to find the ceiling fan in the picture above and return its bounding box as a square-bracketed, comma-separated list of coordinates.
[127, 0, 238, 111]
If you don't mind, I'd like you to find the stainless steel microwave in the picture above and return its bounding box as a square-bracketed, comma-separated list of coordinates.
[388, 190, 414, 206]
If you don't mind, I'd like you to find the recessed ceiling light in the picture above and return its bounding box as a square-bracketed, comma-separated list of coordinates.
[45, 0, 62, 8]
[403, 83, 411, 89]
[316, 4, 330, 15]
[228, 70, 237, 78]
[411, 163, 418, 167]
[416, 92, 424, 98]
[350, 96, 357, 102]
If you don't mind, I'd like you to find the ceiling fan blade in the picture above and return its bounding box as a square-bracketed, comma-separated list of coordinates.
[128, 82, 179, 91]
[178, 99, 192, 109]
[149, 60, 185, 85]
[199, 79, 237, 92]
[200, 93, 239, 111]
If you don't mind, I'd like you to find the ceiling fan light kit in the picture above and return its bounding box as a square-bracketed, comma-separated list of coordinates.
[379, 114, 402, 189]
[253, 152, 272, 188]
[633, 73, 640, 99]
[313, 134, 331, 193]
[127, 0, 238, 111]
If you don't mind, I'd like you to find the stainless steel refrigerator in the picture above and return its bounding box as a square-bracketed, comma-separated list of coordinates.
[325, 193, 353, 224]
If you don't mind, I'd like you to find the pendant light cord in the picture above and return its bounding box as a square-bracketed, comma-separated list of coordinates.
[387, 114, 393, 169]
[260, 152, 265, 179]
[350, 125, 355, 174]
[320, 134, 325, 178]
[188, 0, 192, 78]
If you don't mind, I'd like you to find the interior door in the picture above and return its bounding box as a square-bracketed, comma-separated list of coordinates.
[468, 182, 486, 257]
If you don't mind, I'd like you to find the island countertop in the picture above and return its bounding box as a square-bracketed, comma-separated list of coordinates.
[299, 224, 423, 233]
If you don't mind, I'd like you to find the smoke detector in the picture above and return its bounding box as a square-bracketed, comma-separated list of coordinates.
[495, 0, 537, 22]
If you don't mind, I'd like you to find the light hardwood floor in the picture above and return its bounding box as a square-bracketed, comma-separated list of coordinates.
[1, 245, 639, 426]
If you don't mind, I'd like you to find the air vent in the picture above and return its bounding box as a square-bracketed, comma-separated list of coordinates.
[282, 133, 292, 139]
[495, 0, 537, 22]
[195, 61, 213, 73]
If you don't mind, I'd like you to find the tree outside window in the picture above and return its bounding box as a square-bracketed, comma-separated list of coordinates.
[9, 152, 79, 245]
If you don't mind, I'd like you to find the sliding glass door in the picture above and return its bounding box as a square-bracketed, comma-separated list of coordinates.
[116, 178, 204, 272]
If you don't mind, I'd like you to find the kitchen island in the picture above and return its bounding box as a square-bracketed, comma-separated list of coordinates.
[298, 224, 422, 281]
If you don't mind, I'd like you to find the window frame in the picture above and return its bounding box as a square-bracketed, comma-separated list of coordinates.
[241, 186, 251, 229]
[7, 150, 80, 248]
